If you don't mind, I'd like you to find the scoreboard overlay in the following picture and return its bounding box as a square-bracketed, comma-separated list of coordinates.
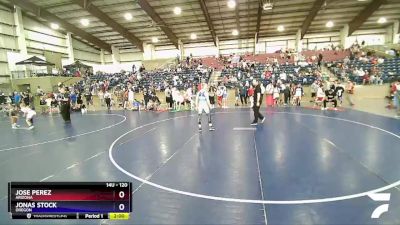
[8, 182, 131, 220]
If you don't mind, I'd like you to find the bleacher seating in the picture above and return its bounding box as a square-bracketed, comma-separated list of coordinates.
[302, 50, 350, 62]
[138, 69, 210, 90]
[82, 68, 211, 93]
[328, 57, 400, 84]
[201, 57, 224, 70]
[221, 63, 318, 87]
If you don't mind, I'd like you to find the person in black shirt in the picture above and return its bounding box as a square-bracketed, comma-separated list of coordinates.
[143, 88, 150, 110]
[335, 83, 345, 106]
[239, 84, 248, 105]
[59, 85, 71, 122]
[22, 92, 30, 106]
[323, 85, 338, 110]
[251, 80, 265, 125]
[76, 92, 83, 108]
[84, 91, 92, 110]
[317, 53, 323, 68]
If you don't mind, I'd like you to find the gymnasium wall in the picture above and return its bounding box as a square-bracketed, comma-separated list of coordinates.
[23, 17, 68, 58]
[72, 38, 101, 64]
[184, 42, 218, 57]
[0, 6, 17, 84]
[23, 16, 102, 66]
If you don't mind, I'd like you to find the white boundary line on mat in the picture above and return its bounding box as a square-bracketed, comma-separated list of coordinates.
[0, 114, 126, 153]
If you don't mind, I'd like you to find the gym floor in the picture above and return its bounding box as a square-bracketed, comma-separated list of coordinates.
[0, 107, 400, 225]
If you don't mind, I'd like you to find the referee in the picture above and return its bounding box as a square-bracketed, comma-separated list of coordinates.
[251, 79, 265, 126]
[59, 83, 71, 123]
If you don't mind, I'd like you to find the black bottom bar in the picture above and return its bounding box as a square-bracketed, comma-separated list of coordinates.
[12, 213, 110, 219]
[12, 213, 77, 219]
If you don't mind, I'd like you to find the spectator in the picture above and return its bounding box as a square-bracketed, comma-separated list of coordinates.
[36, 86, 44, 96]
[165, 86, 173, 109]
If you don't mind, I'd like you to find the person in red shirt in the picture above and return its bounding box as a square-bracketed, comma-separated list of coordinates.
[248, 85, 254, 107]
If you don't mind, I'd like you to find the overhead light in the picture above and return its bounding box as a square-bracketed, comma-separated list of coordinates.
[377, 17, 387, 24]
[227, 0, 236, 9]
[174, 7, 182, 15]
[263, 2, 273, 10]
[357, 0, 368, 2]
[277, 25, 285, 32]
[232, 29, 239, 36]
[50, 23, 59, 30]
[152, 37, 159, 43]
[124, 13, 133, 21]
[80, 18, 89, 26]
[326, 20, 334, 28]
[190, 33, 197, 40]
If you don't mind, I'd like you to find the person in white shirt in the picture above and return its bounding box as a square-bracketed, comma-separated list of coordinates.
[394, 80, 400, 117]
[36, 86, 43, 96]
[222, 85, 228, 108]
[98, 90, 104, 107]
[280, 72, 287, 81]
[265, 82, 274, 107]
[21, 105, 36, 129]
[357, 68, 365, 77]
[172, 88, 184, 111]
[196, 83, 215, 132]
[310, 81, 319, 102]
[165, 86, 173, 109]
[186, 87, 194, 110]
[314, 84, 326, 109]
[293, 84, 304, 106]
[127, 88, 134, 110]
[273, 84, 280, 106]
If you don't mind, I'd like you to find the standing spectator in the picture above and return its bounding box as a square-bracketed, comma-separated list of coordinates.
[248, 85, 254, 107]
[14, 92, 21, 106]
[217, 84, 224, 108]
[317, 53, 323, 68]
[76, 92, 83, 109]
[36, 86, 43, 96]
[222, 84, 228, 108]
[128, 88, 135, 110]
[123, 89, 129, 109]
[283, 83, 291, 106]
[104, 90, 112, 110]
[208, 84, 216, 109]
[84, 91, 92, 111]
[70, 91, 77, 109]
[346, 80, 355, 106]
[395, 79, 400, 117]
[143, 88, 150, 110]
[22, 92, 30, 106]
[234, 86, 240, 106]
[310, 81, 318, 102]
[10, 105, 19, 129]
[165, 86, 173, 109]
[273, 84, 280, 106]
[239, 84, 248, 105]
[265, 82, 274, 107]
[98, 90, 104, 107]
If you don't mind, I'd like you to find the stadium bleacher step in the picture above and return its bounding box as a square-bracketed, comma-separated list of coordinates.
[208, 71, 221, 85]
